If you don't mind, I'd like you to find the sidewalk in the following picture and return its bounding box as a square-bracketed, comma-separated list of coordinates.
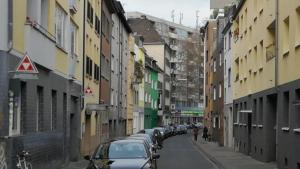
[61, 158, 89, 169]
[192, 138, 278, 169]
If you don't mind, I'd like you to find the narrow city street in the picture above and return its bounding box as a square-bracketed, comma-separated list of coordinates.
[157, 134, 218, 169]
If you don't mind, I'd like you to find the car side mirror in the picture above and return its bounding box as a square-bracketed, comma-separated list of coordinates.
[84, 155, 91, 161]
[152, 153, 160, 159]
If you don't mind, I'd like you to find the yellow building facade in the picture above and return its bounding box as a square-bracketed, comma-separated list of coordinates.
[80, 0, 103, 155]
[232, 0, 276, 100]
[231, 0, 300, 167]
[4, 0, 84, 168]
[126, 35, 135, 135]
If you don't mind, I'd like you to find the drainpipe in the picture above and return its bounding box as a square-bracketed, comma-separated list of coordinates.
[7, 0, 13, 52]
[275, 0, 279, 89]
[275, 0, 279, 162]
[82, 0, 86, 110]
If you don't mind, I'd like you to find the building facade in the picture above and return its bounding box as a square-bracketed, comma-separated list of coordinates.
[110, 0, 132, 138]
[277, 1, 300, 168]
[144, 55, 159, 129]
[0, 0, 83, 168]
[81, 0, 111, 156]
[128, 17, 172, 126]
[132, 37, 146, 134]
[127, 12, 204, 125]
[126, 35, 135, 135]
[223, 6, 235, 148]
[231, 0, 277, 163]
[204, 20, 217, 140]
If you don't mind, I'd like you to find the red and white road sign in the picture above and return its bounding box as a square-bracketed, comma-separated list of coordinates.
[16, 54, 38, 73]
[85, 86, 93, 95]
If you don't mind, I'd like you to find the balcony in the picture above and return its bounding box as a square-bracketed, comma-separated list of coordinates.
[165, 82, 170, 91]
[266, 43, 275, 62]
[24, 21, 56, 70]
[69, 0, 77, 14]
[68, 53, 79, 79]
[168, 32, 178, 39]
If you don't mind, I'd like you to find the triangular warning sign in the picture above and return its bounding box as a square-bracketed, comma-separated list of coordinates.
[85, 86, 93, 94]
[16, 54, 38, 73]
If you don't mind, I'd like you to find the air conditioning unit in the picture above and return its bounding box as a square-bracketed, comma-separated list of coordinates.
[171, 104, 176, 110]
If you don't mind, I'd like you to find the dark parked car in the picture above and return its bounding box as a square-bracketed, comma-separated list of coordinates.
[85, 139, 160, 169]
[144, 129, 163, 148]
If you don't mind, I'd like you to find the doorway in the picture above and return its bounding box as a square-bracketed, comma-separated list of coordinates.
[69, 96, 79, 161]
[247, 113, 252, 155]
[266, 94, 277, 161]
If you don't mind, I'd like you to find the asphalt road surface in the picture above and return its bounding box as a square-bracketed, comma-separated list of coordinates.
[157, 133, 218, 169]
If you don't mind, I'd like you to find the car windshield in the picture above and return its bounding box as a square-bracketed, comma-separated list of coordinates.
[132, 134, 153, 144]
[145, 129, 154, 135]
[108, 142, 147, 159]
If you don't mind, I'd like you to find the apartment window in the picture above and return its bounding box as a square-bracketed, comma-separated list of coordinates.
[258, 97, 263, 125]
[228, 68, 231, 87]
[234, 104, 238, 123]
[111, 90, 114, 106]
[224, 36, 227, 50]
[27, 0, 49, 29]
[283, 17, 290, 53]
[219, 53, 222, 66]
[252, 99, 257, 124]
[206, 50, 208, 62]
[296, 7, 300, 44]
[86, 57, 93, 77]
[145, 93, 148, 103]
[55, 5, 66, 48]
[70, 21, 77, 55]
[229, 32, 232, 49]
[87, 1, 94, 24]
[8, 89, 21, 135]
[219, 83, 222, 98]
[95, 15, 100, 34]
[213, 87, 216, 100]
[94, 64, 100, 81]
[111, 56, 115, 72]
[51, 90, 57, 130]
[213, 59, 216, 72]
[295, 89, 300, 128]
[20, 82, 27, 134]
[205, 95, 208, 107]
[36, 86, 44, 132]
[283, 91, 289, 127]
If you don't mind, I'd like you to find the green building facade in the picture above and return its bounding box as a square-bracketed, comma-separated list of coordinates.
[144, 56, 159, 129]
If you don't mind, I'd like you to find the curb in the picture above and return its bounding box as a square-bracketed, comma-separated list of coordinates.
[192, 139, 227, 169]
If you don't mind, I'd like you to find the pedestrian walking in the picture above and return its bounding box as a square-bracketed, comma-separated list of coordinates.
[203, 126, 208, 141]
[193, 126, 199, 141]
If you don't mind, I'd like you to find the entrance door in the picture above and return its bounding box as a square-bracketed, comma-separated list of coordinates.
[247, 113, 252, 155]
[69, 96, 79, 161]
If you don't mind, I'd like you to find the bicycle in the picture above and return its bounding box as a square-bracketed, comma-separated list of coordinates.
[16, 151, 32, 169]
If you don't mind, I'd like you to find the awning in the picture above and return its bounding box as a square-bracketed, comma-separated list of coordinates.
[85, 103, 110, 115]
[239, 110, 252, 113]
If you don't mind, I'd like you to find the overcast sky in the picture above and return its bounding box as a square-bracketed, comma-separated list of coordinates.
[119, 0, 211, 28]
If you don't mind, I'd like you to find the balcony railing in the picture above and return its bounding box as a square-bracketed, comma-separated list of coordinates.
[266, 43, 275, 62]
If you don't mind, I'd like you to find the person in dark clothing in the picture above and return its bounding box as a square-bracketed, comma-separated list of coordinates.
[153, 129, 163, 149]
[203, 126, 208, 141]
[193, 126, 199, 141]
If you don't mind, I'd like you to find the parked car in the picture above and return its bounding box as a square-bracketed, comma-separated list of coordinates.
[153, 127, 166, 139]
[130, 134, 159, 152]
[85, 139, 160, 169]
[144, 129, 163, 149]
[176, 125, 187, 134]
